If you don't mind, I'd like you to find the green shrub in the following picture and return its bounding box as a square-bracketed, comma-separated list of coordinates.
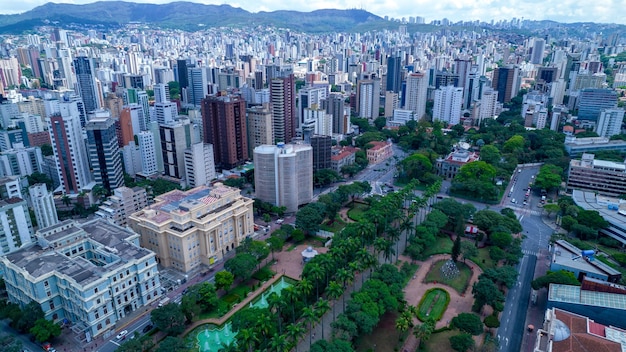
[599, 236, 622, 248]
[612, 253, 626, 267]
[252, 267, 275, 281]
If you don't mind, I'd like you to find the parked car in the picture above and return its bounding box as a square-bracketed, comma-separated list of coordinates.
[143, 324, 154, 333]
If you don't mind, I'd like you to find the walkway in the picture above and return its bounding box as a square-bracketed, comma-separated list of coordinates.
[400, 249, 484, 352]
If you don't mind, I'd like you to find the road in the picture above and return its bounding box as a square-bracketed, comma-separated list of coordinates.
[0, 318, 44, 352]
[496, 165, 552, 352]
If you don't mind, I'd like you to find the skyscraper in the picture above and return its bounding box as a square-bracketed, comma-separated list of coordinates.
[176, 59, 190, 89]
[386, 56, 403, 93]
[324, 93, 349, 134]
[201, 95, 249, 170]
[246, 105, 274, 154]
[184, 143, 216, 188]
[297, 86, 328, 127]
[73, 56, 101, 113]
[86, 116, 124, 193]
[254, 143, 313, 214]
[578, 89, 618, 121]
[270, 74, 296, 143]
[137, 131, 158, 176]
[47, 101, 92, 194]
[492, 66, 520, 103]
[160, 122, 192, 180]
[595, 108, 625, 137]
[28, 183, 58, 230]
[187, 67, 209, 107]
[356, 74, 380, 120]
[433, 86, 464, 125]
[404, 71, 429, 119]
[531, 38, 546, 65]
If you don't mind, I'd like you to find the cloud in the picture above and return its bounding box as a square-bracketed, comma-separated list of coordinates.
[0, 0, 624, 24]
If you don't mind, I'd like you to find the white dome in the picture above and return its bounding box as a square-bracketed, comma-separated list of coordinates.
[552, 319, 571, 342]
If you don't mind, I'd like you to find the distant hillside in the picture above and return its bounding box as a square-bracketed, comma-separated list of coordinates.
[0, 1, 386, 33]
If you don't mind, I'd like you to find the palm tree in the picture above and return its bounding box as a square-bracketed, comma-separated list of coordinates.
[400, 216, 414, 249]
[306, 263, 324, 299]
[302, 306, 317, 349]
[335, 268, 353, 310]
[386, 225, 401, 261]
[236, 328, 258, 352]
[267, 292, 284, 334]
[283, 286, 299, 324]
[286, 322, 305, 352]
[61, 195, 71, 208]
[373, 237, 387, 261]
[269, 332, 289, 352]
[326, 281, 343, 319]
[355, 221, 376, 246]
[256, 311, 273, 339]
[315, 298, 331, 339]
[297, 278, 313, 306]
[218, 341, 238, 352]
[395, 309, 414, 333]
[414, 318, 436, 346]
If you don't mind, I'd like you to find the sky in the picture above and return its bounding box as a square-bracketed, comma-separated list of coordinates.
[0, 0, 623, 25]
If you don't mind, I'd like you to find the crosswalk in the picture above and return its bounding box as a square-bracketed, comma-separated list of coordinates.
[522, 249, 537, 256]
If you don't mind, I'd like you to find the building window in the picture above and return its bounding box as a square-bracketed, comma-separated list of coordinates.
[97, 323, 102, 330]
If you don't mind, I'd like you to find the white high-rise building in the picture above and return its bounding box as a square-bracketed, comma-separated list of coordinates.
[184, 143, 216, 188]
[0, 145, 43, 177]
[154, 101, 177, 125]
[0, 197, 33, 255]
[535, 108, 549, 129]
[137, 131, 158, 176]
[531, 38, 546, 65]
[28, 183, 58, 230]
[187, 67, 209, 107]
[596, 108, 625, 138]
[303, 108, 332, 137]
[254, 143, 313, 214]
[122, 142, 142, 177]
[297, 86, 328, 127]
[477, 88, 499, 123]
[154, 83, 170, 103]
[433, 86, 464, 125]
[404, 71, 429, 119]
[47, 101, 93, 194]
[356, 75, 380, 120]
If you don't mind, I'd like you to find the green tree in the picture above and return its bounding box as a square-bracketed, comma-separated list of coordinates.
[214, 271, 234, 292]
[577, 209, 609, 230]
[450, 333, 475, 352]
[484, 314, 500, 330]
[535, 164, 563, 191]
[180, 285, 202, 322]
[461, 241, 478, 263]
[480, 266, 518, 289]
[263, 213, 271, 224]
[40, 144, 54, 156]
[225, 253, 257, 281]
[452, 236, 461, 262]
[266, 236, 284, 261]
[0, 332, 23, 352]
[543, 204, 560, 217]
[296, 203, 326, 235]
[14, 301, 44, 333]
[472, 277, 504, 312]
[451, 313, 484, 335]
[531, 270, 580, 290]
[26, 172, 53, 191]
[479, 145, 501, 165]
[491, 232, 513, 249]
[414, 318, 436, 345]
[156, 336, 188, 352]
[29, 318, 61, 343]
[503, 135, 525, 153]
[310, 339, 355, 352]
[150, 303, 186, 336]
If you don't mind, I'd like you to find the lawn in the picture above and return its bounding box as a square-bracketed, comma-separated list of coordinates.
[319, 216, 347, 234]
[419, 329, 457, 352]
[419, 236, 454, 260]
[347, 203, 370, 222]
[417, 288, 450, 322]
[470, 247, 496, 271]
[424, 260, 472, 294]
[355, 311, 406, 352]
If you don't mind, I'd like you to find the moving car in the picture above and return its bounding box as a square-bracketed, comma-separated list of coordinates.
[116, 330, 128, 340]
[142, 324, 154, 333]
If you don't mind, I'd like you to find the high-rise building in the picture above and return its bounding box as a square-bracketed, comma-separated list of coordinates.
[86, 116, 124, 193]
[578, 89, 618, 121]
[96, 186, 147, 227]
[184, 143, 216, 188]
[154, 101, 177, 125]
[137, 131, 158, 176]
[356, 74, 381, 120]
[323, 93, 349, 134]
[0, 219, 161, 338]
[0, 145, 43, 177]
[531, 38, 546, 65]
[153, 83, 170, 103]
[311, 135, 332, 171]
[246, 105, 273, 154]
[187, 67, 209, 107]
[492, 66, 520, 103]
[73, 56, 101, 113]
[596, 108, 625, 138]
[160, 122, 192, 180]
[254, 143, 313, 214]
[303, 108, 332, 137]
[47, 102, 92, 194]
[201, 95, 249, 170]
[454, 58, 472, 92]
[270, 74, 296, 143]
[129, 185, 254, 273]
[405, 71, 429, 119]
[176, 59, 190, 89]
[297, 86, 328, 127]
[433, 86, 464, 125]
[386, 56, 403, 94]
[28, 183, 58, 230]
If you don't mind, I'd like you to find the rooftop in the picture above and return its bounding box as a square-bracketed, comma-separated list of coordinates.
[549, 284, 626, 311]
[546, 308, 624, 352]
[552, 240, 621, 277]
[572, 190, 626, 244]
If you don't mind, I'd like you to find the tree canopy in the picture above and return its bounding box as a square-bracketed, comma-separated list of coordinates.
[531, 270, 580, 290]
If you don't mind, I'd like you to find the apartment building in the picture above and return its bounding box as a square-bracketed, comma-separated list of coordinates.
[96, 186, 148, 227]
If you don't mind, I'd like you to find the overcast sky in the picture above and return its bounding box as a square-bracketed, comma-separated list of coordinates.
[1, 0, 624, 25]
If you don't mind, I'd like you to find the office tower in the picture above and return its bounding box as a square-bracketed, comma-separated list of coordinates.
[595, 108, 625, 138]
[405, 71, 429, 119]
[176, 59, 190, 89]
[187, 67, 208, 107]
[0, 219, 161, 338]
[297, 86, 328, 127]
[322, 93, 347, 134]
[311, 135, 332, 171]
[477, 88, 499, 124]
[492, 66, 520, 103]
[153, 83, 170, 103]
[254, 70, 264, 89]
[28, 183, 58, 229]
[154, 67, 175, 85]
[0, 145, 43, 177]
[385, 91, 399, 118]
[129, 185, 253, 273]
[254, 143, 313, 213]
[537, 67, 558, 84]
[433, 86, 464, 125]
[464, 68, 481, 109]
[154, 101, 178, 125]
[246, 105, 274, 154]
[73, 56, 101, 113]
[137, 131, 158, 176]
[96, 186, 147, 227]
[270, 74, 296, 143]
[184, 143, 216, 188]
[47, 102, 92, 194]
[201, 95, 248, 170]
[160, 122, 191, 180]
[303, 108, 333, 137]
[454, 58, 472, 91]
[386, 56, 403, 93]
[578, 89, 618, 121]
[86, 117, 124, 193]
[356, 74, 380, 120]
[433, 69, 459, 89]
[531, 38, 546, 65]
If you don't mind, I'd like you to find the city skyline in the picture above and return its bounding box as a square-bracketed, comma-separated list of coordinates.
[0, 0, 624, 25]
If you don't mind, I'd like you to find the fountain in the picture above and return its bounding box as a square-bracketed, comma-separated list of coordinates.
[440, 259, 460, 280]
[224, 323, 231, 336]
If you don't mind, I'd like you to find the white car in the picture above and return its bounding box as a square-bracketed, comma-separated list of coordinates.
[116, 330, 128, 340]
[511, 198, 516, 204]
